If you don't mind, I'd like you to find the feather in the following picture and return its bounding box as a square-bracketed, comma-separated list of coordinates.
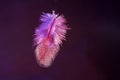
[34, 10, 68, 67]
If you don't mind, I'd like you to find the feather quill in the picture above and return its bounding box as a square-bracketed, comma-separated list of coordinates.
[34, 11, 68, 67]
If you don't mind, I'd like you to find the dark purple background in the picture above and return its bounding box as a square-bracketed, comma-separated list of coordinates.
[0, 0, 120, 80]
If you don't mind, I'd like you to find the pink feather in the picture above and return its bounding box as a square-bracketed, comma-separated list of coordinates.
[34, 11, 68, 67]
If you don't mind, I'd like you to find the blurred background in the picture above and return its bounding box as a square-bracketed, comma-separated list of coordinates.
[0, 0, 120, 80]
